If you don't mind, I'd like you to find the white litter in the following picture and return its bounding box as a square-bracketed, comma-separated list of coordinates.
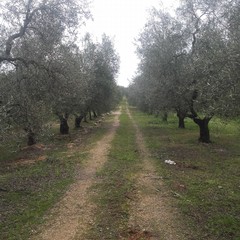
[164, 160, 176, 165]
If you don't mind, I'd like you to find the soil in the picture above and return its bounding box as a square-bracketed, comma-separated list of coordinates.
[30, 106, 192, 240]
[31, 109, 121, 240]
[126, 106, 190, 240]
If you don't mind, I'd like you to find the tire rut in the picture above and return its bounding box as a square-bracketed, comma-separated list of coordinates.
[127, 106, 189, 240]
[31, 109, 121, 240]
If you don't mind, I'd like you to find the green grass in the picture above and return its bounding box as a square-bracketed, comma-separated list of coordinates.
[85, 104, 140, 239]
[0, 152, 75, 239]
[130, 107, 240, 240]
[0, 115, 112, 240]
[2, 107, 239, 239]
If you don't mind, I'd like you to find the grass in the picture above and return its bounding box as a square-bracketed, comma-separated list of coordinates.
[0, 114, 112, 240]
[1, 106, 239, 239]
[85, 103, 140, 239]
[130, 107, 240, 240]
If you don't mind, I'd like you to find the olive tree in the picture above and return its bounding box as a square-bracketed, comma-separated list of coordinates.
[178, 0, 240, 142]
[0, 0, 90, 144]
[49, 33, 120, 133]
[0, 64, 52, 145]
[133, 9, 191, 127]
[80, 34, 120, 118]
[90, 34, 120, 115]
[130, 0, 240, 143]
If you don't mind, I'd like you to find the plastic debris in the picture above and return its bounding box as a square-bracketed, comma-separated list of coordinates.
[164, 159, 176, 165]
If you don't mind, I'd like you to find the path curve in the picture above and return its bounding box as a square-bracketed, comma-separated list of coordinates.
[31, 109, 121, 240]
[127, 106, 189, 240]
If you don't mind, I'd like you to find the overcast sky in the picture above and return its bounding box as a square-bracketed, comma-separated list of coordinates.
[84, 0, 179, 87]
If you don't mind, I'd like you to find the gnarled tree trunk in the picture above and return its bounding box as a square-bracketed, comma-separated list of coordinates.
[75, 115, 84, 128]
[24, 127, 36, 146]
[177, 111, 186, 129]
[89, 110, 92, 120]
[188, 90, 212, 143]
[27, 130, 36, 146]
[178, 116, 185, 129]
[83, 115, 88, 123]
[93, 111, 97, 118]
[193, 117, 211, 143]
[162, 112, 168, 122]
[58, 113, 69, 134]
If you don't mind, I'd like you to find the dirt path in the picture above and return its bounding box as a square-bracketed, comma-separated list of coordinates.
[127, 106, 189, 240]
[31, 109, 121, 240]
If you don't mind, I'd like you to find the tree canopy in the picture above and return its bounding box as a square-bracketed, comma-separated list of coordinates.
[129, 0, 240, 142]
[0, 0, 120, 145]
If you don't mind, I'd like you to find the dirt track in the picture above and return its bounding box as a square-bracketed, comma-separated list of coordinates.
[31, 109, 121, 240]
[127, 106, 189, 240]
[31, 106, 190, 240]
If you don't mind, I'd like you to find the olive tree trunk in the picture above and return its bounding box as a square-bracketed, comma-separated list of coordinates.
[27, 130, 36, 146]
[58, 113, 69, 134]
[75, 115, 84, 128]
[24, 127, 37, 146]
[177, 111, 187, 129]
[193, 117, 211, 143]
[89, 110, 92, 120]
[162, 112, 168, 122]
[93, 111, 97, 118]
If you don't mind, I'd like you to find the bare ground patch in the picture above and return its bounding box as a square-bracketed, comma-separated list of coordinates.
[127, 106, 191, 240]
[30, 109, 121, 240]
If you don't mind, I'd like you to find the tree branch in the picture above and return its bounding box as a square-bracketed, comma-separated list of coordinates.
[1, 1, 47, 64]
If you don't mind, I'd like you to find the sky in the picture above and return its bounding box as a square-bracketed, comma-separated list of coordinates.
[84, 0, 179, 87]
